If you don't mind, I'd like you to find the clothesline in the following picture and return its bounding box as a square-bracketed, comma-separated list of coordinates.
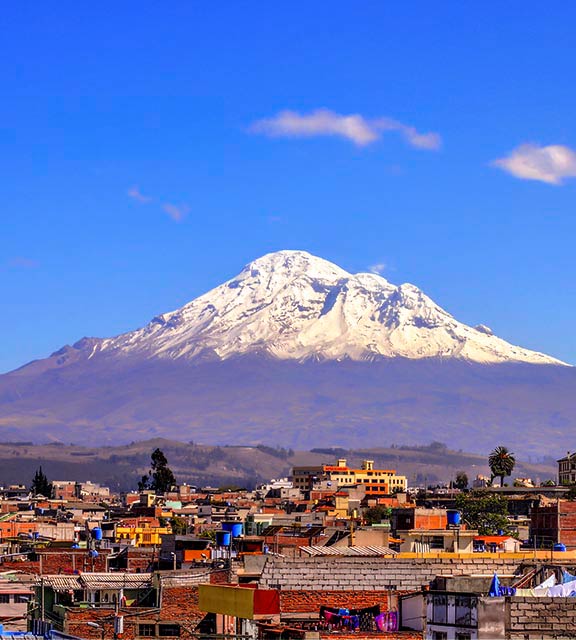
[319, 604, 398, 633]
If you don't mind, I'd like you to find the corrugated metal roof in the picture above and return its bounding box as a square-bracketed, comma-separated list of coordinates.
[80, 573, 151, 589]
[299, 545, 397, 557]
[38, 573, 152, 591]
[40, 576, 82, 592]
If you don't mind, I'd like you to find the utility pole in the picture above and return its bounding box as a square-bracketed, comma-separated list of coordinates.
[40, 576, 44, 623]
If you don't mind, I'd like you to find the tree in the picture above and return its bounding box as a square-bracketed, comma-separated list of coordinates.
[170, 516, 188, 535]
[363, 505, 392, 525]
[488, 446, 516, 487]
[454, 471, 468, 491]
[138, 448, 176, 493]
[455, 491, 511, 535]
[31, 466, 52, 497]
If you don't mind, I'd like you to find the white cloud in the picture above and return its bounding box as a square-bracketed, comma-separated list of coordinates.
[249, 109, 441, 150]
[162, 203, 190, 222]
[493, 143, 576, 185]
[369, 263, 386, 275]
[375, 117, 442, 150]
[127, 186, 153, 203]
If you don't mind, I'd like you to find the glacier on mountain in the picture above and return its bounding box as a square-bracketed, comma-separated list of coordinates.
[84, 250, 565, 366]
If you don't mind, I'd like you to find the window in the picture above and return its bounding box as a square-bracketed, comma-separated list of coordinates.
[0, 595, 10, 604]
[432, 632, 447, 640]
[158, 624, 180, 637]
[431, 594, 448, 624]
[430, 536, 445, 550]
[456, 633, 472, 640]
[138, 624, 155, 637]
[15, 595, 29, 603]
[455, 595, 475, 626]
[455, 595, 477, 628]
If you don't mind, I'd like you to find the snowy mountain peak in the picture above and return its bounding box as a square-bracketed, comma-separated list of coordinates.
[86, 250, 567, 366]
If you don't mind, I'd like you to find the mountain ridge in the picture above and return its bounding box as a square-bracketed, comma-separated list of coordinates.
[13, 250, 567, 373]
[1, 250, 574, 456]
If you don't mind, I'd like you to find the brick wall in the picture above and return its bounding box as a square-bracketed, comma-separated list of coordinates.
[531, 500, 576, 550]
[318, 634, 422, 640]
[66, 608, 134, 640]
[280, 589, 389, 613]
[0, 521, 38, 539]
[158, 586, 204, 634]
[508, 597, 576, 639]
[41, 550, 109, 573]
[0, 549, 108, 574]
[126, 548, 154, 573]
[210, 567, 231, 584]
[560, 501, 576, 549]
[259, 556, 521, 592]
[64, 586, 205, 640]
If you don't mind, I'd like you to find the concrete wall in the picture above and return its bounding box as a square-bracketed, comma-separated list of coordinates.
[259, 556, 520, 592]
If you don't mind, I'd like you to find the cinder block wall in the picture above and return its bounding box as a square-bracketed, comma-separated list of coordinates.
[508, 597, 576, 639]
[259, 556, 520, 592]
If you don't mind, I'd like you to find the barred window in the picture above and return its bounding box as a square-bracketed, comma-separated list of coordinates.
[159, 624, 181, 637]
[138, 623, 155, 637]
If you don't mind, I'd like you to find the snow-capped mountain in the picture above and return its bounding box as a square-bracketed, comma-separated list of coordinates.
[1, 249, 573, 455]
[84, 250, 563, 366]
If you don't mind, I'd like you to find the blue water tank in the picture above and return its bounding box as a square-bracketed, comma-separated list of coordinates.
[91, 527, 103, 541]
[222, 521, 243, 537]
[554, 543, 567, 552]
[447, 510, 461, 526]
[215, 530, 231, 547]
[89, 550, 99, 558]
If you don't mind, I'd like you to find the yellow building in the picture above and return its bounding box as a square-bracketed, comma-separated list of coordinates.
[292, 458, 407, 495]
[115, 524, 171, 546]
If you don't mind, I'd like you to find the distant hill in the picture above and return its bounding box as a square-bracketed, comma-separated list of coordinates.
[0, 439, 557, 492]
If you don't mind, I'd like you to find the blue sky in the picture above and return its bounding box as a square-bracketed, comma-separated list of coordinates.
[1, 2, 576, 372]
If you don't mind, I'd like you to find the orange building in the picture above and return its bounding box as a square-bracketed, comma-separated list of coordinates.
[293, 458, 407, 496]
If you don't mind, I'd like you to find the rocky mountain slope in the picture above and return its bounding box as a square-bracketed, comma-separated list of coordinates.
[0, 250, 573, 455]
[25, 250, 564, 367]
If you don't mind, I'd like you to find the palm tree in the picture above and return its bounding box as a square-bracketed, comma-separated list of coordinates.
[489, 446, 516, 487]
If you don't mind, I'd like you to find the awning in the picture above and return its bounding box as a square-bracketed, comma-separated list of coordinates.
[199, 584, 280, 619]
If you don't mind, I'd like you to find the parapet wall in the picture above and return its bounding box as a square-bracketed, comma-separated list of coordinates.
[259, 556, 521, 592]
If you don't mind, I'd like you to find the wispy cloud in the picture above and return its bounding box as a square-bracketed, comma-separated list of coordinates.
[249, 109, 441, 150]
[162, 203, 190, 222]
[493, 143, 576, 185]
[369, 263, 386, 275]
[127, 186, 153, 203]
[7, 256, 39, 269]
[374, 117, 441, 150]
[127, 187, 190, 222]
